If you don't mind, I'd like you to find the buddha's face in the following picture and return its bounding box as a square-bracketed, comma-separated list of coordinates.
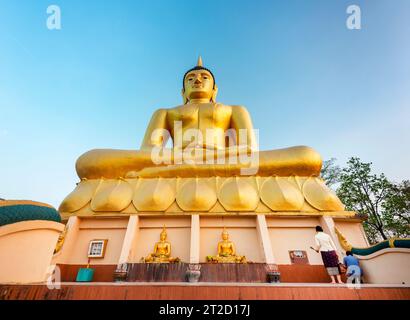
[160, 232, 167, 241]
[183, 69, 216, 103]
[222, 231, 229, 241]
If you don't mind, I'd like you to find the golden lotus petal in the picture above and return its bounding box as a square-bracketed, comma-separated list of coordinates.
[59, 179, 101, 213]
[176, 178, 217, 211]
[218, 177, 259, 211]
[133, 178, 176, 211]
[260, 177, 304, 211]
[302, 177, 345, 211]
[91, 179, 133, 212]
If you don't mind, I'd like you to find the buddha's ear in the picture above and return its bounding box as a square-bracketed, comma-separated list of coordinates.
[211, 85, 218, 102]
[181, 88, 188, 104]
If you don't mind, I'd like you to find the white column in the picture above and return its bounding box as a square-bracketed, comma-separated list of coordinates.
[256, 215, 275, 264]
[189, 215, 200, 264]
[118, 215, 139, 265]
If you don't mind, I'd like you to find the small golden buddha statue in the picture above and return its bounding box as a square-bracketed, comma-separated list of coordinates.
[144, 226, 180, 263]
[54, 225, 68, 254]
[207, 228, 246, 263]
[75, 57, 322, 180]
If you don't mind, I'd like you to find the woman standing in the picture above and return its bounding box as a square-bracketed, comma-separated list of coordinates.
[313, 226, 343, 284]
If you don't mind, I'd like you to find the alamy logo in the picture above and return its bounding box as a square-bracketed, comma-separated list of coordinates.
[346, 5, 361, 30]
[46, 265, 61, 290]
[47, 5, 61, 30]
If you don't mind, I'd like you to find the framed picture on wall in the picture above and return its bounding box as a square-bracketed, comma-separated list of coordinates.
[88, 239, 108, 258]
[289, 250, 309, 265]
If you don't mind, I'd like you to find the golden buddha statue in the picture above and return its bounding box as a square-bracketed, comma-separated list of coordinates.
[75, 57, 322, 180]
[207, 228, 246, 263]
[144, 226, 180, 263]
[60, 56, 346, 218]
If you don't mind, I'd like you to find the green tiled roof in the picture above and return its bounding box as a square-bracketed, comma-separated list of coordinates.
[0, 200, 61, 227]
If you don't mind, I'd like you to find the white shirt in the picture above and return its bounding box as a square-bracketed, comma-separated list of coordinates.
[315, 232, 337, 252]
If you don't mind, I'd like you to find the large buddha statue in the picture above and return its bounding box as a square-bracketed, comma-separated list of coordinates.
[75, 57, 322, 180]
[206, 228, 246, 263]
[60, 57, 346, 218]
[144, 226, 180, 263]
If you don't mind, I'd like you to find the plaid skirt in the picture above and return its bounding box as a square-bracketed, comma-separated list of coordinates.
[320, 250, 339, 268]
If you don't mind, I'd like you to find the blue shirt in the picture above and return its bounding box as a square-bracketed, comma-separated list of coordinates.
[343, 255, 360, 267]
[343, 255, 361, 276]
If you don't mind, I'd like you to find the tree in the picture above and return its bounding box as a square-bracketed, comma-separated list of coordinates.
[321, 158, 341, 188]
[336, 157, 410, 243]
[382, 180, 410, 238]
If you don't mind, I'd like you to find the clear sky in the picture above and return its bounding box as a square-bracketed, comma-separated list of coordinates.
[1, 0, 409, 207]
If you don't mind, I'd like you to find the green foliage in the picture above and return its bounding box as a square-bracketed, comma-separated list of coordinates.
[320, 158, 341, 188]
[382, 180, 410, 238]
[327, 157, 410, 244]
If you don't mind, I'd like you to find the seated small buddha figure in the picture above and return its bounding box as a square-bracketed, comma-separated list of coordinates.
[75, 57, 322, 179]
[207, 228, 246, 263]
[144, 226, 180, 263]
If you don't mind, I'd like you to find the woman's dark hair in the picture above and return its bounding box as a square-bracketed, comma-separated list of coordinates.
[346, 251, 352, 256]
[315, 226, 323, 232]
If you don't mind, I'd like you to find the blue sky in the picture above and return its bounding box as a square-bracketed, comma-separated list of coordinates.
[1, 0, 409, 207]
